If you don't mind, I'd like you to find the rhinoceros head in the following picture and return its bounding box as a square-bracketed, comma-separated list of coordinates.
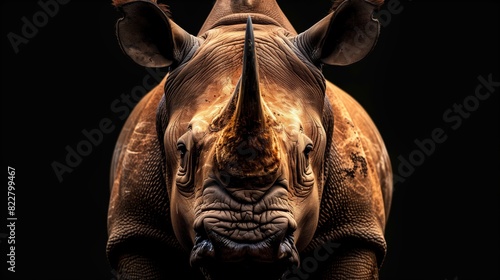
[113, 0, 383, 278]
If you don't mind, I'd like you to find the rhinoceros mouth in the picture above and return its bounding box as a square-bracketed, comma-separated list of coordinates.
[190, 211, 299, 263]
[190, 230, 299, 280]
[189, 186, 299, 277]
[190, 227, 299, 264]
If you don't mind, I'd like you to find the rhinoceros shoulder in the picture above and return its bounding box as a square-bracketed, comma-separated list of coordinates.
[324, 80, 393, 219]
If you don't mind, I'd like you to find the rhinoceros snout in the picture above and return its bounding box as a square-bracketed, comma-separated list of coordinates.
[190, 185, 300, 277]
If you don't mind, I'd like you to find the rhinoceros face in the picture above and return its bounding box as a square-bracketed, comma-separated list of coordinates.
[113, 0, 384, 278]
[162, 19, 327, 278]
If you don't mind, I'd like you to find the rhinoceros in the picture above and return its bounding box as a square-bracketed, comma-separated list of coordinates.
[106, 0, 393, 279]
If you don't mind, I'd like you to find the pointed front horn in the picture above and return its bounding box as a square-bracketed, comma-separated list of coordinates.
[233, 16, 266, 134]
[215, 17, 280, 179]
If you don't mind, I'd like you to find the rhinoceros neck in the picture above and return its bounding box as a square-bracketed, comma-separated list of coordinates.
[198, 0, 297, 35]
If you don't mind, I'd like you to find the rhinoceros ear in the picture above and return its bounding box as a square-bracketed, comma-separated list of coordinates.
[114, 0, 195, 67]
[295, 0, 382, 66]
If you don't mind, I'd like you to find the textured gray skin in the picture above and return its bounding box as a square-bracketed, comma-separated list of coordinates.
[107, 0, 392, 279]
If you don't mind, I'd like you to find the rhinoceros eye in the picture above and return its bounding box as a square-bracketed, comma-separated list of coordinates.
[177, 142, 187, 157]
[175, 132, 195, 193]
[294, 139, 315, 197]
[176, 141, 188, 169]
[304, 143, 314, 158]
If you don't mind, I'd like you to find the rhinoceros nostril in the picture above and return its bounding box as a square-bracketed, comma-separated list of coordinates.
[190, 233, 215, 267]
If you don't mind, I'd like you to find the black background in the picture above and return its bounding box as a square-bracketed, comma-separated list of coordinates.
[1, 1, 499, 279]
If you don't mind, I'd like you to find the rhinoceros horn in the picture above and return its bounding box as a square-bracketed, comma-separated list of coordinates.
[235, 17, 265, 133]
[215, 17, 280, 180]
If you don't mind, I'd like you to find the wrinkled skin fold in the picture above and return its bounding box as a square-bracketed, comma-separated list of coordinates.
[107, 0, 392, 279]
